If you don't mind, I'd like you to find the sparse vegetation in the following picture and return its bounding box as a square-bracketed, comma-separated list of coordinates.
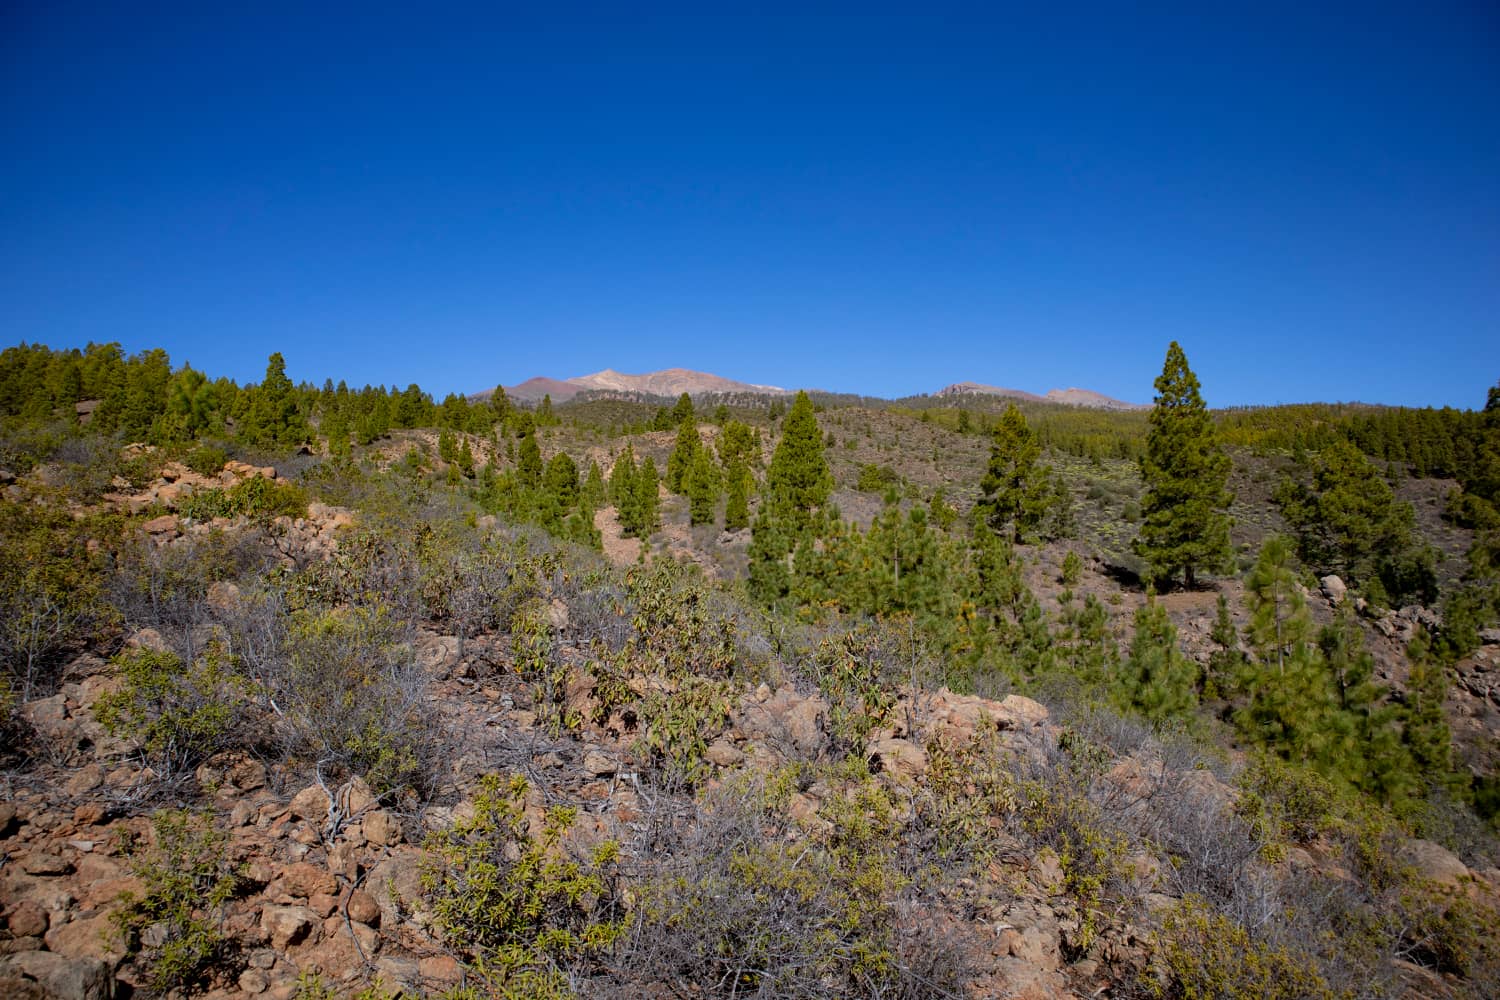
[0, 342, 1496, 999]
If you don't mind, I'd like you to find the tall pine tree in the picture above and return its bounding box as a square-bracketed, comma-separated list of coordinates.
[978, 404, 1054, 542]
[1120, 592, 1198, 724]
[749, 391, 832, 605]
[1135, 342, 1233, 588]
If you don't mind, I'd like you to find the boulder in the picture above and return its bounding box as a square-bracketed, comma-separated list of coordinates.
[282, 862, 337, 899]
[0, 951, 112, 1000]
[1320, 575, 1347, 604]
[704, 740, 745, 767]
[867, 738, 928, 783]
[205, 581, 242, 613]
[21, 853, 72, 876]
[1401, 839, 1470, 887]
[363, 809, 402, 847]
[784, 697, 825, 755]
[996, 694, 1049, 730]
[43, 912, 123, 965]
[288, 784, 330, 822]
[261, 904, 317, 949]
[347, 889, 381, 926]
[6, 901, 48, 938]
[142, 514, 179, 536]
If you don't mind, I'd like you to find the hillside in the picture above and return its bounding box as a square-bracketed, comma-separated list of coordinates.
[1, 341, 1499, 1000]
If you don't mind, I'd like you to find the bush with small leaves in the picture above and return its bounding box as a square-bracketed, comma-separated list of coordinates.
[178, 474, 308, 522]
[1142, 896, 1344, 1000]
[113, 809, 244, 994]
[813, 626, 898, 753]
[95, 646, 251, 778]
[183, 443, 229, 477]
[637, 676, 733, 790]
[512, 599, 580, 736]
[622, 764, 974, 998]
[421, 773, 627, 999]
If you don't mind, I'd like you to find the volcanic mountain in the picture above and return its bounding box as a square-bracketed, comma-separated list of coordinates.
[937, 381, 1147, 411]
[491, 368, 788, 402]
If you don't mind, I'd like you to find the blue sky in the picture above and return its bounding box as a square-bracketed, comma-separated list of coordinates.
[2, 3, 1496, 407]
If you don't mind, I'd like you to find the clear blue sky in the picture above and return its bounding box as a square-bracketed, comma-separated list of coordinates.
[2, 3, 1496, 407]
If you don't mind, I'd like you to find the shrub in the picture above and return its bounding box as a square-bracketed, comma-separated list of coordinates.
[1234, 755, 1341, 859]
[621, 764, 973, 998]
[183, 444, 229, 478]
[512, 599, 579, 736]
[1061, 549, 1083, 586]
[623, 562, 740, 680]
[275, 604, 439, 797]
[178, 474, 307, 522]
[1142, 896, 1345, 999]
[421, 773, 627, 998]
[0, 498, 116, 699]
[813, 626, 897, 753]
[113, 809, 244, 993]
[857, 463, 901, 493]
[637, 676, 733, 789]
[96, 646, 250, 777]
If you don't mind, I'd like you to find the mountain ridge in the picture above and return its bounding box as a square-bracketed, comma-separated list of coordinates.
[484, 368, 1145, 410]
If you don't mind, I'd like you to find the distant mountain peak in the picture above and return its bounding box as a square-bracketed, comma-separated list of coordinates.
[499, 367, 789, 402]
[938, 381, 1146, 411]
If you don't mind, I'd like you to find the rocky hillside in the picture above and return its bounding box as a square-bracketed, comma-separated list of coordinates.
[1, 449, 1498, 1000]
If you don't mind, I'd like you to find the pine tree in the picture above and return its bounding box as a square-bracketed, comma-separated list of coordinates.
[1276, 438, 1415, 587]
[1059, 593, 1118, 689]
[723, 464, 751, 532]
[978, 404, 1053, 542]
[243, 352, 309, 449]
[764, 391, 832, 519]
[750, 391, 833, 605]
[670, 392, 694, 425]
[544, 452, 579, 509]
[1120, 592, 1198, 724]
[517, 431, 543, 489]
[1243, 535, 1312, 676]
[581, 460, 606, 511]
[611, 449, 641, 535]
[718, 419, 757, 533]
[1205, 593, 1247, 699]
[438, 429, 458, 464]
[634, 456, 661, 537]
[1135, 342, 1233, 588]
[489, 385, 512, 427]
[667, 415, 701, 494]
[687, 446, 720, 526]
[1238, 537, 1339, 765]
[1403, 628, 1458, 791]
[1318, 608, 1413, 805]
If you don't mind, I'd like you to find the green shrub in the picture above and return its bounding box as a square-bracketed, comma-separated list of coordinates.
[512, 599, 579, 736]
[276, 604, 438, 797]
[626, 765, 972, 998]
[638, 676, 733, 789]
[856, 463, 901, 493]
[814, 627, 897, 753]
[95, 646, 248, 776]
[421, 773, 626, 999]
[1061, 549, 1083, 586]
[1143, 896, 1346, 999]
[183, 444, 229, 478]
[1234, 755, 1342, 860]
[0, 498, 116, 699]
[624, 563, 739, 680]
[178, 474, 307, 522]
[113, 809, 244, 993]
